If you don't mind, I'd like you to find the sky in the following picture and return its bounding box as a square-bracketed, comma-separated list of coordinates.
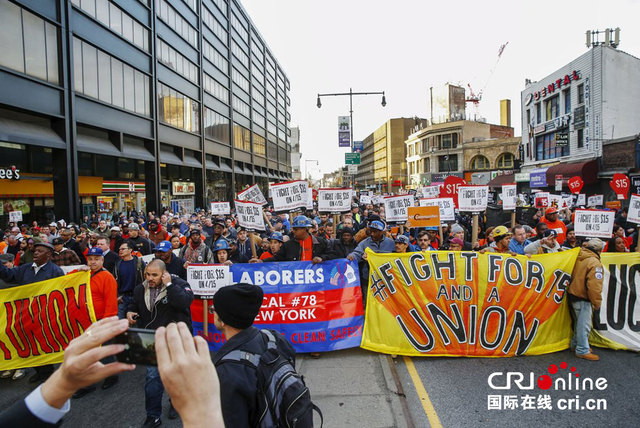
[241, 0, 640, 178]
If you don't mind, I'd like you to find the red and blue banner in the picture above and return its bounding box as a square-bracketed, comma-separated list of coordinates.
[190, 259, 364, 353]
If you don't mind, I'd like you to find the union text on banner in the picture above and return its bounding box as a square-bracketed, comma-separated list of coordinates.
[318, 188, 352, 212]
[384, 195, 414, 223]
[237, 184, 267, 205]
[361, 249, 580, 357]
[501, 184, 517, 211]
[0, 272, 96, 370]
[270, 180, 309, 212]
[190, 259, 364, 353]
[234, 199, 266, 231]
[590, 252, 640, 351]
[419, 198, 455, 221]
[574, 209, 615, 238]
[210, 201, 231, 215]
[187, 264, 232, 299]
[457, 185, 489, 212]
[627, 194, 640, 224]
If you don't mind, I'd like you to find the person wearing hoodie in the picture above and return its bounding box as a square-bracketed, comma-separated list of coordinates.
[566, 238, 605, 361]
[524, 229, 562, 255]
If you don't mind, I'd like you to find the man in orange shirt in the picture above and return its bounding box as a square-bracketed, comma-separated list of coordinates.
[540, 207, 567, 245]
[73, 247, 119, 398]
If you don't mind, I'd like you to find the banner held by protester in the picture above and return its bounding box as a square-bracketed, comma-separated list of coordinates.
[210, 201, 231, 216]
[237, 183, 268, 205]
[234, 199, 266, 231]
[270, 180, 310, 212]
[383, 194, 414, 223]
[318, 188, 352, 213]
[419, 197, 455, 222]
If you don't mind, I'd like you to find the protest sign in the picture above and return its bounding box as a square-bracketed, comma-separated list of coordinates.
[0, 272, 95, 370]
[360, 194, 372, 205]
[568, 176, 584, 194]
[501, 184, 517, 211]
[547, 194, 567, 209]
[383, 195, 415, 223]
[627, 194, 640, 224]
[306, 186, 314, 210]
[190, 259, 364, 353]
[237, 183, 267, 205]
[318, 188, 352, 212]
[420, 185, 441, 199]
[440, 176, 466, 208]
[372, 195, 383, 205]
[9, 211, 22, 222]
[234, 199, 266, 231]
[361, 248, 580, 357]
[270, 180, 309, 212]
[210, 201, 231, 216]
[457, 185, 489, 212]
[590, 252, 640, 351]
[576, 193, 586, 206]
[534, 192, 550, 208]
[574, 209, 615, 238]
[610, 173, 630, 200]
[405, 206, 440, 228]
[587, 194, 604, 207]
[187, 264, 232, 299]
[419, 198, 455, 221]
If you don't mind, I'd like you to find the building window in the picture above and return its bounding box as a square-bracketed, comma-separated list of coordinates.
[232, 68, 250, 93]
[535, 102, 541, 124]
[577, 83, 584, 104]
[71, 0, 149, 51]
[470, 155, 490, 171]
[253, 132, 265, 156]
[526, 109, 531, 126]
[438, 154, 457, 172]
[230, 12, 248, 42]
[202, 6, 227, 44]
[157, 82, 200, 132]
[423, 158, 430, 173]
[203, 40, 228, 74]
[231, 41, 249, 68]
[496, 153, 515, 169]
[577, 128, 584, 148]
[204, 108, 229, 144]
[251, 38, 264, 63]
[252, 87, 265, 106]
[211, 0, 227, 16]
[203, 73, 229, 103]
[74, 37, 150, 116]
[563, 88, 571, 114]
[155, 0, 197, 47]
[535, 133, 569, 161]
[545, 95, 559, 121]
[0, 1, 59, 85]
[233, 124, 251, 151]
[232, 96, 250, 118]
[157, 38, 198, 84]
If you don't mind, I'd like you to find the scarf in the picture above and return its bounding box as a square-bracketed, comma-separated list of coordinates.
[300, 235, 313, 261]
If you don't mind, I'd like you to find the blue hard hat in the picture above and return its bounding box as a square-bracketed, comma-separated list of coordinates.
[425, 226, 438, 231]
[291, 215, 312, 228]
[213, 239, 230, 252]
[87, 247, 104, 257]
[269, 232, 284, 242]
[154, 241, 172, 252]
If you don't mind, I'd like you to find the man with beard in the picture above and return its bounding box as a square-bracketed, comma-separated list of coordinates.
[147, 219, 169, 246]
[332, 227, 357, 259]
[180, 229, 214, 264]
[154, 241, 187, 280]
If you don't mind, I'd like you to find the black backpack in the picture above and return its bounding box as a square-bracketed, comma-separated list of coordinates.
[219, 329, 323, 428]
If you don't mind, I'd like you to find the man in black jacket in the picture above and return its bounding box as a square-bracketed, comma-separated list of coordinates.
[126, 259, 194, 427]
[252, 215, 333, 263]
[332, 227, 357, 259]
[127, 223, 153, 256]
[153, 240, 187, 280]
[213, 283, 295, 427]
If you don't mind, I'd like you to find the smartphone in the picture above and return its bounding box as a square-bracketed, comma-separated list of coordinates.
[113, 328, 157, 366]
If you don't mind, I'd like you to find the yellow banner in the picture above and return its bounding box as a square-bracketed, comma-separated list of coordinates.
[590, 252, 640, 351]
[361, 248, 580, 357]
[0, 272, 96, 370]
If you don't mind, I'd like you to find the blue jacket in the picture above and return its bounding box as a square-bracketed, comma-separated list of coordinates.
[0, 260, 64, 285]
[348, 236, 395, 262]
[509, 239, 531, 255]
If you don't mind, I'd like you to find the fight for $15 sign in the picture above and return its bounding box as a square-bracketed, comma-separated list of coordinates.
[234, 199, 266, 231]
[318, 188, 352, 212]
[187, 264, 232, 299]
[419, 198, 455, 221]
[501, 184, 517, 211]
[384, 195, 415, 223]
[573, 209, 615, 238]
[627, 194, 640, 224]
[457, 186, 489, 212]
[270, 180, 309, 212]
[210, 201, 231, 215]
[237, 183, 267, 205]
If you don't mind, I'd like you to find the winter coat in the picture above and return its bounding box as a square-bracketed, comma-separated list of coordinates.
[567, 248, 603, 310]
[127, 275, 194, 330]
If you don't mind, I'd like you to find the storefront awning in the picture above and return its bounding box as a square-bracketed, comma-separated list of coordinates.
[487, 173, 515, 187]
[546, 160, 599, 184]
[122, 141, 155, 162]
[254, 168, 267, 178]
[77, 133, 120, 157]
[233, 164, 244, 174]
[218, 162, 232, 173]
[205, 159, 219, 170]
[159, 148, 183, 166]
[268, 171, 279, 180]
[0, 117, 66, 149]
[183, 154, 202, 168]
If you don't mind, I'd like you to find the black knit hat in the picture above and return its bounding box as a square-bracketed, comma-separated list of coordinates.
[213, 283, 264, 329]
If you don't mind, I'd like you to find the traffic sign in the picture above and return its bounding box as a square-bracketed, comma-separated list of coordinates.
[347, 165, 358, 175]
[345, 153, 361, 165]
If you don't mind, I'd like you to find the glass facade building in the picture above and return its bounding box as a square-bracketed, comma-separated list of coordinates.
[0, 0, 291, 222]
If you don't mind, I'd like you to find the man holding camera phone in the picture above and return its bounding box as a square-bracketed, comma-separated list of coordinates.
[126, 259, 194, 427]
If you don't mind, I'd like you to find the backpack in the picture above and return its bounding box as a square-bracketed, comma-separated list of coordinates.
[219, 329, 323, 428]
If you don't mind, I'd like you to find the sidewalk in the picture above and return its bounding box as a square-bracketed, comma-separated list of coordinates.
[297, 348, 410, 427]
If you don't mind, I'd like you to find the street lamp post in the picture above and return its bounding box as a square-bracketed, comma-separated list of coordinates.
[316, 88, 386, 189]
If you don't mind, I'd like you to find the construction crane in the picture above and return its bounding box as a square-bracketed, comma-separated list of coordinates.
[466, 42, 509, 106]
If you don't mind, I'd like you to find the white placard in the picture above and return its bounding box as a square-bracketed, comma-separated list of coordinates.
[9, 211, 22, 222]
[574, 209, 615, 238]
[210, 201, 231, 215]
[576, 194, 586, 206]
[360, 194, 372, 205]
[141, 254, 155, 264]
[306, 187, 314, 210]
[420, 185, 441, 199]
[419, 197, 455, 222]
[269, 180, 309, 212]
[237, 184, 267, 205]
[501, 184, 517, 211]
[627, 194, 640, 224]
[372, 195, 383, 205]
[383, 195, 414, 223]
[587, 194, 604, 207]
[318, 188, 352, 212]
[234, 199, 266, 231]
[457, 186, 489, 212]
[548, 194, 562, 209]
[187, 264, 232, 299]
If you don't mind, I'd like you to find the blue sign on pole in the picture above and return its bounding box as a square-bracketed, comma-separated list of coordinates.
[352, 140, 363, 153]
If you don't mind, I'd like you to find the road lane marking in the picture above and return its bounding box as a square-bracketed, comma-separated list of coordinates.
[404, 356, 443, 428]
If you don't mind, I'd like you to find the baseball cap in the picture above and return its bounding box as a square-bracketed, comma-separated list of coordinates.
[128, 223, 140, 231]
[87, 247, 104, 257]
[49, 222, 57, 228]
[52, 237, 64, 246]
[0, 253, 16, 264]
[542, 229, 558, 238]
[351, 203, 359, 208]
[33, 240, 54, 251]
[154, 241, 172, 252]
[585, 238, 605, 252]
[395, 235, 410, 244]
[110, 226, 121, 232]
[369, 220, 385, 231]
[189, 228, 201, 237]
[546, 207, 558, 214]
[450, 237, 464, 246]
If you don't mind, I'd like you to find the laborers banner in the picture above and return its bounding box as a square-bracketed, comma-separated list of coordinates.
[590, 252, 640, 351]
[0, 272, 96, 370]
[191, 259, 364, 353]
[361, 248, 580, 357]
